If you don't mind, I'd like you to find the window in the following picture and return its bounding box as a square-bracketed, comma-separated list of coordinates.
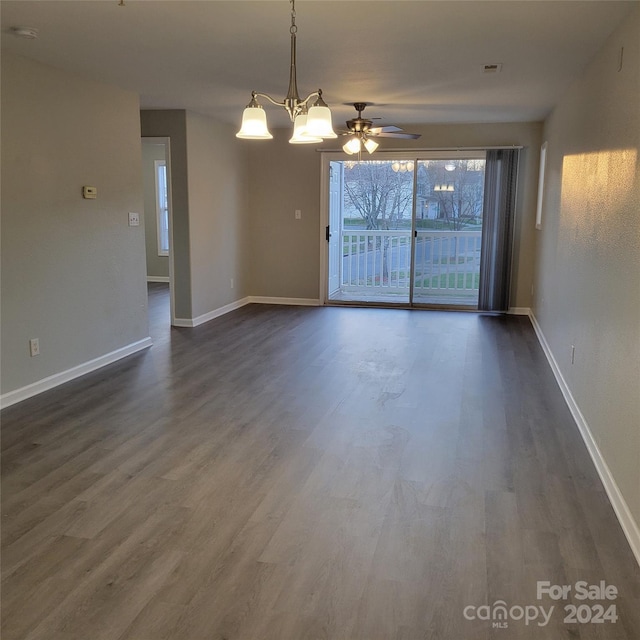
[155, 160, 169, 256]
[535, 141, 547, 230]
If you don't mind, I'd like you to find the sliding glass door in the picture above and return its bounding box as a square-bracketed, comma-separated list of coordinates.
[412, 157, 485, 306]
[329, 159, 413, 304]
[326, 153, 486, 308]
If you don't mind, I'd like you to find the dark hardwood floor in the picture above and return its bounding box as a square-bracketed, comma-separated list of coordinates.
[2, 284, 639, 639]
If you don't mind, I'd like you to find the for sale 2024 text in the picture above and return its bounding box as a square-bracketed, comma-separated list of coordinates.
[463, 581, 619, 629]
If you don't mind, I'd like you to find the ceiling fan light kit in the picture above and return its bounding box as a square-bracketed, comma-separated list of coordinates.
[364, 138, 379, 154]
[236, 0, 337, 144]
[343, 137, 362, 155]
[341, 103, 421, 156]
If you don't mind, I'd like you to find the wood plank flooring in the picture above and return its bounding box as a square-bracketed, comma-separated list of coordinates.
[2, 284, 639, 639]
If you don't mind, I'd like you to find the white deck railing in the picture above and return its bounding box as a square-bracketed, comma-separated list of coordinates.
[341, 230, 482, 295]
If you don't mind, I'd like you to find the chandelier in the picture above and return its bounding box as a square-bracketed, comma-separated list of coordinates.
[236, 0, 337, 144]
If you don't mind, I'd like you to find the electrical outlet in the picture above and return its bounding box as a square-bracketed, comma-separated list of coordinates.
[29, 338, 40, 357]
[128, 212, 140, 227]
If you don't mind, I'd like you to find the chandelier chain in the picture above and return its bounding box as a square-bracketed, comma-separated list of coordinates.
[290, 0, 297, 35]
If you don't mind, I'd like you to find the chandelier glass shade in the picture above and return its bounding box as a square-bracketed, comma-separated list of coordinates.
[236, 97, 273, 139]
[289, 111, 323, 144]
[236, 0, 336, 144]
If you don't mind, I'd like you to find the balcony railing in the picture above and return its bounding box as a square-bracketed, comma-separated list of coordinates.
[341, 230, 482, 300]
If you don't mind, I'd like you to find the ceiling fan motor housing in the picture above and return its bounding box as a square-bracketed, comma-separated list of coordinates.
[347, 102, 372, 133]
[341, 102, 421, 142]
[346, 117, 373, 133]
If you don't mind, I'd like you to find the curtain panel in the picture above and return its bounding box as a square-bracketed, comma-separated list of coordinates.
[478, 148, 520, 312]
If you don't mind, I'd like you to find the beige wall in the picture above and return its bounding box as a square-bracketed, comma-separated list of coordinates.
[245, 132, 322, 299]
[185, 111, 250, 317]
[247, 122, 542, 307]
[534, 8, 640, 532]
[1, 53, 149, 396]
[142, 110, 250, 322]
[142, 142, 170, 279]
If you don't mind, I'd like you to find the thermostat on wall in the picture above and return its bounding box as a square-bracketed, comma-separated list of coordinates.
[83, 186, 97, 199]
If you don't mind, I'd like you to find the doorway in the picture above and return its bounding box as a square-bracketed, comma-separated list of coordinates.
[141, 137, 175, 326]
[324, 153, 486, 308]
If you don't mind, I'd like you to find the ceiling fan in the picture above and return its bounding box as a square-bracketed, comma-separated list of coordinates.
[340, 103, 421, 155]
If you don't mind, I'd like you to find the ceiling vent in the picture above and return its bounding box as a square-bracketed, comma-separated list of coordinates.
[482, 63, 503, 74]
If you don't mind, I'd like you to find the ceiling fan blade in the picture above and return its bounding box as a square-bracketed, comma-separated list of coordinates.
[369, 125, 403, 134]
[373, 132, 422, 140]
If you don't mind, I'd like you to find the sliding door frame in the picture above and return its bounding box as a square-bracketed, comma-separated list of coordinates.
[319, 149, 488, 309]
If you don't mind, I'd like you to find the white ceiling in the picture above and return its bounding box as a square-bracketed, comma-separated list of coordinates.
[1, 1, 636, 130]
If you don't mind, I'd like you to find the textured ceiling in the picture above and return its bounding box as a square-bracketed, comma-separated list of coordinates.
[1, 1, 636, 129]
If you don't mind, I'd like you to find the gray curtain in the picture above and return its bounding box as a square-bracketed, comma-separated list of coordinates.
[478, 149, 520, 312]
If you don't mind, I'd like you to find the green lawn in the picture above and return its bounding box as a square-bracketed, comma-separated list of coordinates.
[416, 272, 480, 289]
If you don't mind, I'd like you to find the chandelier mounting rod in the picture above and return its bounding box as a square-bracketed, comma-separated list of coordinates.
[252, 0, 321, 121]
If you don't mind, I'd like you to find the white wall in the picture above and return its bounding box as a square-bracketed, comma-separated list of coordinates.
[1, 53, 150, 401]
[533, 7, 640, 554]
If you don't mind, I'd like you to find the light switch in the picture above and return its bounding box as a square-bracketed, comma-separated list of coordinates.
[128, 212, 140, 226]
[83, 186, 97, 199]
[295, 209, 302, 220]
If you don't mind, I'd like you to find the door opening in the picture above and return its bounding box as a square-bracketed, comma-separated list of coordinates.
[142, 137, 175, 327]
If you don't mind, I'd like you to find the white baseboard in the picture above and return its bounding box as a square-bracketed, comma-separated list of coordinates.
[173, 297, 252, 328]
[248, 296, 321, 307]
[0, 337, 153, 409]
[172, 318, 194, 328]
[508, 306, 531, 315]
[172, 296, 321, 328]
[529, 311, 640, 567]
[147, 276, 170, 283]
